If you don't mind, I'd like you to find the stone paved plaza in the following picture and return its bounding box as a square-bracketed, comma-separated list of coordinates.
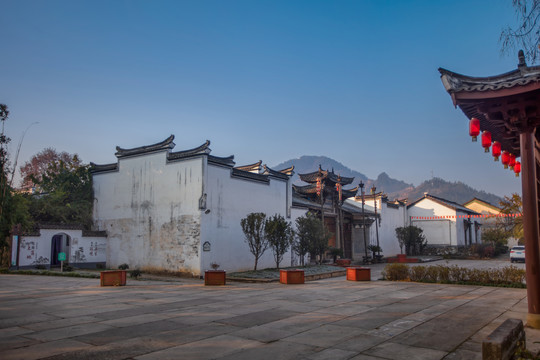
[0, 274, 538, 360]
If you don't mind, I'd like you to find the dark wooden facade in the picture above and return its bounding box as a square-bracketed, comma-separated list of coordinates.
[294, 166, 361, 259]
[439, 51, 540, 328]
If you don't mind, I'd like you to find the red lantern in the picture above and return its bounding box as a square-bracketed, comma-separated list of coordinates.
[509, 153, 516, 170]
[514, 161, 521, 177]
[501, 151, 510, 169]
[491, 141, 501, 161]
[316, 177, 321, 196]
[481, 131, 491, 153]
[469, 118, 480, 142]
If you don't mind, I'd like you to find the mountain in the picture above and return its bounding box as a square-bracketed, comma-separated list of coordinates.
[273, 156, 368, 187]
[388, 177, 503, 206]
[272, 156, 502, 206]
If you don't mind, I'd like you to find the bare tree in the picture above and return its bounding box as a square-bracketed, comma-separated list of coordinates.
[241, 212, 269, 271]
[500, 0, 540, 63]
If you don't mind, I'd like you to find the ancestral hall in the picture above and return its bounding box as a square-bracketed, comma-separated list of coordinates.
[439, 51, 540, 328]
[91, 135, 295, 275]
[292, 166, 367, 259]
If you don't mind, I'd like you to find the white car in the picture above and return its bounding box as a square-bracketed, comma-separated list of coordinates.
[510, 246, 525, 263]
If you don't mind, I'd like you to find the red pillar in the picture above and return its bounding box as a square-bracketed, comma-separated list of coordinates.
[521, 131, 540, 329]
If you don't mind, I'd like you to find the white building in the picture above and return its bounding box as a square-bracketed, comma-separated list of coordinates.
[91, 135, 295, 276]
[408, 193, 482, 247]
[346, 194, 407, 257]
[11, 225, 107, 269]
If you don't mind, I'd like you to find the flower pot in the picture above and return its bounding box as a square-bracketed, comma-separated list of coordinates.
[397, 254, 407, 262]
[100, 270, 127, 286]
[280, 269, 304, 284]
[346, 267, 371, 281]
[205, 270, 226, 285]
[336, 259, 351, 267]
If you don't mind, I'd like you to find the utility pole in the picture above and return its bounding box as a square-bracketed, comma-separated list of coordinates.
[360, 181, 368, 262]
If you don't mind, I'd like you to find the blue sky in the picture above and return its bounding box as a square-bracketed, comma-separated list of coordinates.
[1, 0, 524, 197]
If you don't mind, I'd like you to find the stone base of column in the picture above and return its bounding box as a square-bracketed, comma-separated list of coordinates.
[527, 313, 540, 329]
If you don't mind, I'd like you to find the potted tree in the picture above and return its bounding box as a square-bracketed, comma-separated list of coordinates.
[204, 263, 226, 285]
[368, 245, 384, 263]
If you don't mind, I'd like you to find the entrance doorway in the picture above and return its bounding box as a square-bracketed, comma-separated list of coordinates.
[50, 233, 70, 266]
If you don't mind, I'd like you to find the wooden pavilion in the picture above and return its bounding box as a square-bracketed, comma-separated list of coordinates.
[439, 51, 540, 328]
[293, 166, 362, 259]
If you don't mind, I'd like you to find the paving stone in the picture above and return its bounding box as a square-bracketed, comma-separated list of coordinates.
[333, 333, 387, 352]
[1, 338, 92, 360]
[41, 336, 179, 360]
[215, 339, 320, 360]
[0, 326, 34, 337]
[133, 334, 262, 360]
[349, 354, 388, 360]
[307, 348, 359, 360]
[99, 313, 173, 327]
[215, 308, 300, 328]
[443, 348, 482, 360]
[0, 334, 41, 351]
[231, 324, 296, 343]
[0, 313, 62, 329]
[22, 323, 115, 342]
[363, 341, 448, 360]
[285, 324, 367, 348]
[314, 303, 373, 316]
[20, 315, 102, 331]
[333, 310, 407, 330]
[391, 305, 498, 352]
[0, 274, 534, 360]
[262, 312, 345, 333]
[72, 320, 180, 346]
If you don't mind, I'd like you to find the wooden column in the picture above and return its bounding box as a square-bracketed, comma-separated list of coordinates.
[521, 130, 540, 329]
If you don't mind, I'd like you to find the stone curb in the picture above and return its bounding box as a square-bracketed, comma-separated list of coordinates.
[228, 269, 346, 283]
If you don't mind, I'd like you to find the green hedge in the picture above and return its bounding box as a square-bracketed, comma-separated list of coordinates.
[382, 264, 526, 288]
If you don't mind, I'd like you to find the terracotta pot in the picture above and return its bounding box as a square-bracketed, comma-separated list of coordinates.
[346, 267, 371, 281]
[280, 269, 304, 284]
[100, 270, 127, 286]
[205, 270, 226, 285]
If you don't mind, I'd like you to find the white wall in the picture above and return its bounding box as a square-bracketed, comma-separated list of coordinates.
[345, 197, 407, 257]
[407, 198, 482, 246]
[15, 229, 106, 268]
[377, 201, 407, 256]
[200, 164, 293, 272]
[93, 151, 203, 274]
[408, 199, 457, 246]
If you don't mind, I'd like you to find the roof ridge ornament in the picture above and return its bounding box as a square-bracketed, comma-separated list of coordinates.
[115, 135, 176, 158]
[518, 50, 527, 68]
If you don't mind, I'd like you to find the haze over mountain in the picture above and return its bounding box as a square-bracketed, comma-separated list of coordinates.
[273, 155, 503, 206]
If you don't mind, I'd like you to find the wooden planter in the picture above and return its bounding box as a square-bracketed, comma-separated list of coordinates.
[204, 270, 226, 285]
[100, 270, 127, 286]
[336, 259, 352, 267]
[346, 267, 371, 281]
[397, 254, 407, 262]
[280, 269, 304, 284]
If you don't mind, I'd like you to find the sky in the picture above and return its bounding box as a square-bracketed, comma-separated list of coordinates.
[1, 0, 526, 197]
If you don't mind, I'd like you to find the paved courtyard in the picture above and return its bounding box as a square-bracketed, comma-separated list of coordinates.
[0, 273, 538, 360]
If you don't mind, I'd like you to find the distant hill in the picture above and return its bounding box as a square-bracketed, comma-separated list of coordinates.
[388, 177, 503, 206]
[273, 155, 368, 187]
[273, 156, 502, 206]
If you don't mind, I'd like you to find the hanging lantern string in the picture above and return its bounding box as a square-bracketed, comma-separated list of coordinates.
[411, 213, 522, 220]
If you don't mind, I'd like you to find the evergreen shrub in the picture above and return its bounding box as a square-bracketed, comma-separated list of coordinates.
[382, 263, 409, 281]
